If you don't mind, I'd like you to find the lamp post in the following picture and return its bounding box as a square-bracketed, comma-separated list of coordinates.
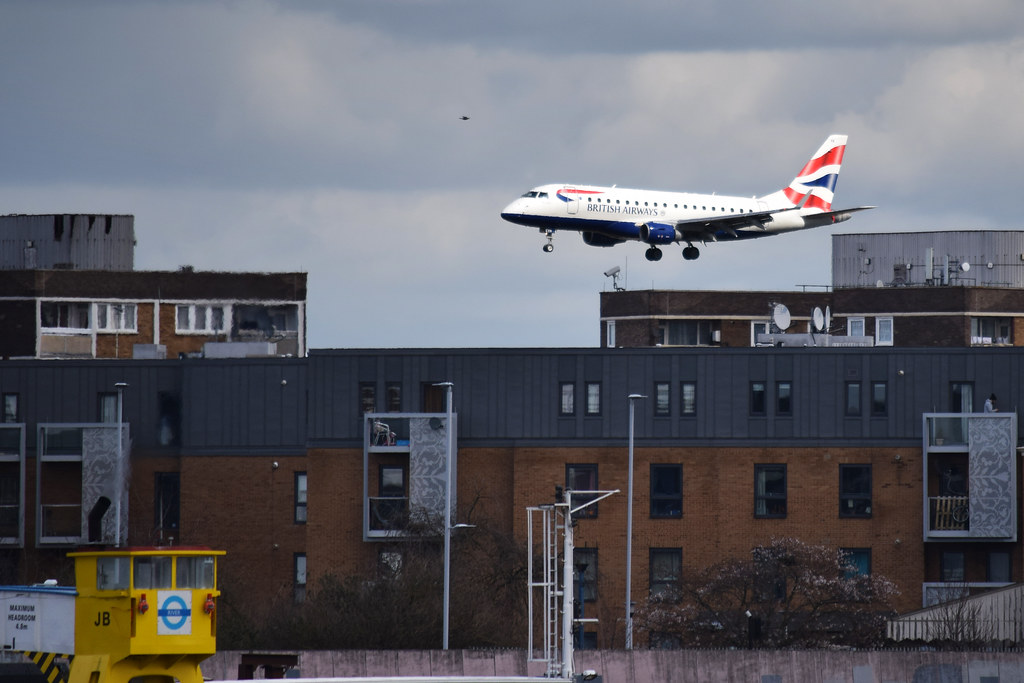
[435, 381, 455, 650]
[625, 393, 645, 649]
[114, 382, 128, 546]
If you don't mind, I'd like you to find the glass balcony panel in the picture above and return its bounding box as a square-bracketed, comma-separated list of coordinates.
[929, 417, 967, 447]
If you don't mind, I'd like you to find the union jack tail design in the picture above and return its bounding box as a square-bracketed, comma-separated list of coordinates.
[780, 134, 847, 211]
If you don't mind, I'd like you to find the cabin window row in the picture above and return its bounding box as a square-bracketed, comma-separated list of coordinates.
[586, 197, 753, 213]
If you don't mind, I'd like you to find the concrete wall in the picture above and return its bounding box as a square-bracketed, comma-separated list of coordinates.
[205, 649, 1024, 683]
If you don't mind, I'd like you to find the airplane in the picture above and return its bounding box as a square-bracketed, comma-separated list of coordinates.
[500, 134, 873, 262]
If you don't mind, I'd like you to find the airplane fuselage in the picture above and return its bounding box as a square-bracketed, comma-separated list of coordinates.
[499, 135, 870, 260]
[501, 184, 815, 245]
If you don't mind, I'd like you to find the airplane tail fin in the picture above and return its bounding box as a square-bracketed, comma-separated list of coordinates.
[759, 134, 848, 211]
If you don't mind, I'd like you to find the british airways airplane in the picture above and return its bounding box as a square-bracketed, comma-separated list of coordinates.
[500, 134, 872, 262]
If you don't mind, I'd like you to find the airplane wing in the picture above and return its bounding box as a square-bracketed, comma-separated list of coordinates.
[666, 206, 875, 241]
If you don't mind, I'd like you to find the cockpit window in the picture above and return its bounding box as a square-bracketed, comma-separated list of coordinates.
[538, 192, 548, 198]
[521, 191, 538, 198]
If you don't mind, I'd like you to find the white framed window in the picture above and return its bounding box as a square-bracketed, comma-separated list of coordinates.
[175, 304, 228, 334]
[751, 321, 768, 346]
[875, 317, 893, 346]
[95, 303, 137, 333]
[847, 317, 865, 337]
[606, 320, 616, 347]
[40, 301, 90, 331]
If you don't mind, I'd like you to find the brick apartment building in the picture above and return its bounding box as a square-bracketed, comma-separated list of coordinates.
[0, 215, 307, 359]
[0, 346, 1017, 648]
[1, 220, 1021, 648]
[602, 230, 1024, 350]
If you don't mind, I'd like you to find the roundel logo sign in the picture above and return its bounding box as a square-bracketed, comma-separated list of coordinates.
[157, 590, 192, 635]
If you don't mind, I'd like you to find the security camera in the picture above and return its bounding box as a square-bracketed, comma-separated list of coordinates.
[604, 266, 620, 277]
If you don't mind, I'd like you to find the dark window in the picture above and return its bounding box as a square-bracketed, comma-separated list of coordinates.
[294, 472, 308, 523]
[585, 382, 601, 416]
[380, 465, 406, 498]
[98, 392, 118, 423]
[373, 465, 408, 530]
[754, 464, 786, 518]
[950, 382, 973, 413]
[663, 320, 716, 346]
[845, 382, 861, 416]
[158, 392, 182, 447]
[154, 472, 180, 541]
[841, 548, 871, 576]
[1, 394, 17, 423]
[566, 464, 598, 518]
[776, 382, 792, 416]
[839, 464, 872, 517]
[654, 382, 670, 416]
[386, 383, 402, 412]
[750, 382, 766, 416]
[360, 382, 376, 413]
[871, 382, 888, 416]
[560, 382, 575, 416]
[422, 382, 447, 412]
[988, 551, 1012, 582]
[649, 548, 682, 595]
[575, 547, 598, 601]
[680, 382, 696, 416]
[650, 464, 682, 518]
[0, 473, 18, 538]
[941, 551, 965, 582]
[294, 553, 307, 603]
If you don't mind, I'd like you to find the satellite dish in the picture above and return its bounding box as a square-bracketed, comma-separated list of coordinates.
[824, 306, 832, 333]
[961, 261, 971, 272]
[772, 303, 791, 331]
[812, 307, 825, 332]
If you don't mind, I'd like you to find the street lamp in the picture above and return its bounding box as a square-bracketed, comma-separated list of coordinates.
[625, 393, 645, 649]
[434, 381, 455, 650]
[114, 382, 128, 546]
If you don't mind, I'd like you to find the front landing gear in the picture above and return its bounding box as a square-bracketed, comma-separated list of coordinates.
[541, 229, 554, 253]
[683, 245, 700, 260]
[645, 247, 663, 262]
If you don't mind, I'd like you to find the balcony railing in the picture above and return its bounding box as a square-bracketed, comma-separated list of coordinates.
[929, 496, 969, 531]
[368, 497, 409, 532]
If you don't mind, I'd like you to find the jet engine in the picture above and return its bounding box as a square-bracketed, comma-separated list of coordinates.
[638, 223, 678, 245]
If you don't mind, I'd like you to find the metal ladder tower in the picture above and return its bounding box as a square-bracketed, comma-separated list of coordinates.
[527, 489, 618, 679]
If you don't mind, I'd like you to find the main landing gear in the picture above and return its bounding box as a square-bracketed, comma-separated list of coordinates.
[541, 229, 554, 253]
[646, 244, 700, 261]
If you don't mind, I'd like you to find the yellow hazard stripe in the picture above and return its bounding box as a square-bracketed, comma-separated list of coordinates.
[22, 651, 73, 683]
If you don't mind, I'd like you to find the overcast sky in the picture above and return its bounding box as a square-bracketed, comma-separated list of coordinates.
[3, 0, 1023, 348]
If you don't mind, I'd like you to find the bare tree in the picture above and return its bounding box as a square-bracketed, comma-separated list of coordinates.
[218, 504, 528, 650]
[635, 538, 899, 649]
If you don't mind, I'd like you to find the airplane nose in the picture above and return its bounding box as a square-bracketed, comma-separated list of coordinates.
[500, 199, 522, 221]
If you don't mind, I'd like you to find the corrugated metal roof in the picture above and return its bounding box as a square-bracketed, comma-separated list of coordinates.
[833, 230, 1024, 289]
[0, 214, 134, 271]
[888, 583, 1024, 643]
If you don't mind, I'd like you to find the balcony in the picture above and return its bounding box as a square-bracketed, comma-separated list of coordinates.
[368, 496, 409, 532]
[922, 413, 1017, 541]
[363, 412, 455, 541]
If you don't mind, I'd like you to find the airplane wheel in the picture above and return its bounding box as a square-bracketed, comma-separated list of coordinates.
[682, 246, 700, 260]
[543, 243, 554, 253]
[645, 248, 662, 262]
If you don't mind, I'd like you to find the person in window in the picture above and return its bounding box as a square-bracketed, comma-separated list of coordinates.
[985, 394, 998, 412]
